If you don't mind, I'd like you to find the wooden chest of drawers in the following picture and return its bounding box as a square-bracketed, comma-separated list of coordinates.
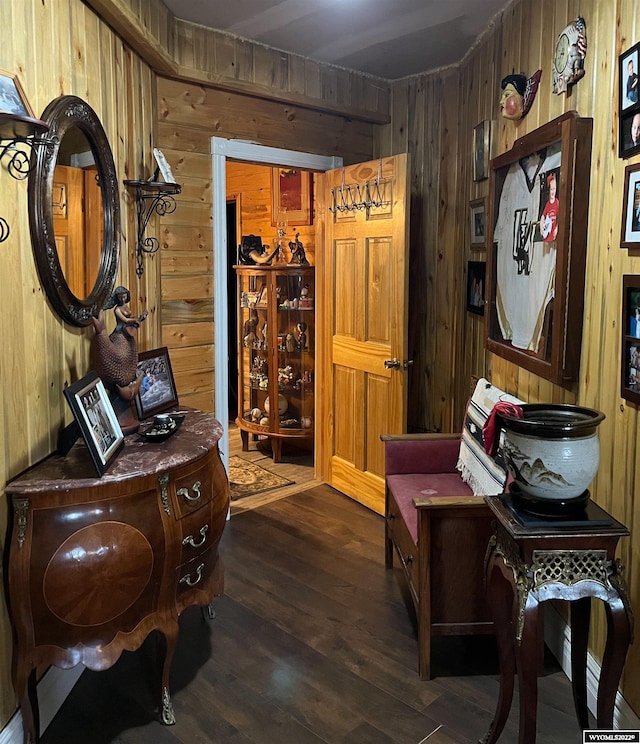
[4, 408, 229, 743]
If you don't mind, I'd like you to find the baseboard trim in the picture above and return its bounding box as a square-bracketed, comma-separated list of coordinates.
[0, 665, 84, 744]
[545, 605, 640, 729]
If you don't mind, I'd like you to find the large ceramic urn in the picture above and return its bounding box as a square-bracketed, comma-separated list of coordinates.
[497, 404, 605, 509]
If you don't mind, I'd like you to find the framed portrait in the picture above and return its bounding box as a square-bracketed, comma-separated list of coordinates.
[619, 108, 640, 159]
[0, 69, 34, 117]
[271, 167, 312, 226]
[621, 163, 640, 248]
[470, 198, 487, 248]
[63, 371, 124, 476]
[473, 120, 492, 182]
[134, 347, 179, 419]
[621, 276, 640, 404]
[466, 261, 486, 315]
[485, 112, 593, 386]
[153, 147, 176, 183]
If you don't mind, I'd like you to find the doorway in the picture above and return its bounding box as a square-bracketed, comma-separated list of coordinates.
[226, 199, 238, 421]
[211, 139, 342, 469]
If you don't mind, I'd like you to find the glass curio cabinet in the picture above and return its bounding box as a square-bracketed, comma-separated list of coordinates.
[235, 265, 315, 462]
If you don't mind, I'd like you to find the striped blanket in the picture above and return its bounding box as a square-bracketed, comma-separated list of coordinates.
[456, 378, 524, 496]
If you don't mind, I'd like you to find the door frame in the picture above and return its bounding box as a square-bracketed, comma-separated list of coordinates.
[211, 138, 342, 468]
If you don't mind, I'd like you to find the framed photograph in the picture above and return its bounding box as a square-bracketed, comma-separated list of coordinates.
[153, 147, 176, 184]
[63, 371, 124, 476]
[134, 347, 179, 419]
[620, 43, 639, 112]
[0, 69, 34, 117]
[485, 112, 593, 386]
[473, 120, 492, 181]
[271, 167, 312, 226]
[619, 108, 640, 159]
[621, 163, 640, 248]
[466, 261, 486, 315]
[470, 198, 487, 248]
[621, 276, 640, 404]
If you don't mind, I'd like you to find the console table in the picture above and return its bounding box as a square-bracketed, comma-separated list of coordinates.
[482, 495, 632, 744]
[4, 408, 229, 744]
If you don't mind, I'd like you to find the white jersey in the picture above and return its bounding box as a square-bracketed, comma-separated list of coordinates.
[493, 145, 561, 353]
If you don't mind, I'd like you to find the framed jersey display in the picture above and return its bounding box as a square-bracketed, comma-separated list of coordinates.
[485, 112, 593, 386]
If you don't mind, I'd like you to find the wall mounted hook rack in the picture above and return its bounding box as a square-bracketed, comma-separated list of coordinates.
[123, 178, 181, 277]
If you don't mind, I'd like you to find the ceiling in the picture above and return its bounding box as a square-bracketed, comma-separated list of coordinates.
[161, 0, 511, 80]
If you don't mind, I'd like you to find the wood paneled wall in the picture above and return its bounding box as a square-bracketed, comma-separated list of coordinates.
[0, 0, 156, 727]
[389, 0, 640, 714]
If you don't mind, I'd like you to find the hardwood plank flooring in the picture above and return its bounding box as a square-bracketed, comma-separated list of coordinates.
[40, 485, 583, 744]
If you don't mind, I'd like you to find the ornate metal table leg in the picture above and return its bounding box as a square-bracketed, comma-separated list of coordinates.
[570, 596, 591, 728]
[157, 625, 178, 726]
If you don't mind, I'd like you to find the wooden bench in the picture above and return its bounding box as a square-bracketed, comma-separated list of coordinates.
[382, 379, 522, 679]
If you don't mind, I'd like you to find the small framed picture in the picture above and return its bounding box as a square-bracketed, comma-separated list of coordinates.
[620, 43, 640, 113]
[621, 276, 640, 404]
[470, 198, 487, 248]
[466, 260, 486, 315]
[272, 167, 312, 226]
[621, 164, 640, 248]
[473, 120, 492, 181]
[153, 147, 176, 183]
[0, 69, 34, 117]
[63, 371, 124, 476]
[134, 347, 179, 419]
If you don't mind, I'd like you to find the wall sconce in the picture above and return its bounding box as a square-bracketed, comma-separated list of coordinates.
[124, 174, 181, 277]
[0, 112, 54, 243]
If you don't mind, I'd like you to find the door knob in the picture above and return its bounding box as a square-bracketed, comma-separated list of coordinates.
[384, 358, 401, 369]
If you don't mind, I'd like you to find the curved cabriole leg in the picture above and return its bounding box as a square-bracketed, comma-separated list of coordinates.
[157, 625, 178, 726]
[516, 593, 540, 744]
[597, 597, 632, 727]
[481, 554, 516, 744]
[570, 596, 591, 729]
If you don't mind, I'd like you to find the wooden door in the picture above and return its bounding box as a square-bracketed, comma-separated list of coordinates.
[53, 164, 85, 298]
[319, 154, 409, 514]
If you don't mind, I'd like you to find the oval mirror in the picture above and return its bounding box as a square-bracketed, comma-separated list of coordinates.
[28, 96, 119, 326]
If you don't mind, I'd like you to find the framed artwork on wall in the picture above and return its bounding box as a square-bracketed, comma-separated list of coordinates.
[470, 198, 487, 248]
[271, 167, 312, 226]
[621, 163, 640, 248]
[473, 120, 492, 181]
[134, 347, 179, 419]
[0, 69, 34, 117]
[621, 276, 640, 404]
[619, 42, 640, 158]
[466, 260, 486, 315]
[485, 112, 593, 386]
[63, 371, 124, 476]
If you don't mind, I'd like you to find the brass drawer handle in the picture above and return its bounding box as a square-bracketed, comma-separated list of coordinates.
[182, 524, 209, 548]
[177, 480, 202, 502]
[179, 563, 204, 587]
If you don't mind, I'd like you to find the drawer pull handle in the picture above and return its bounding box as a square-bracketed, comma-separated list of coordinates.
[183, 524, 209, 548]
[179, 563, 204, 587]
[178, 480, 202, 502]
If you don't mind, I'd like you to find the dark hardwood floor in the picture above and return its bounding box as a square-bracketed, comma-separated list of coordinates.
[40, 485, 583, 744]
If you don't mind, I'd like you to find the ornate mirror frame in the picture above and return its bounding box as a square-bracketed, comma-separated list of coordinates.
[28, 95, 119, 326]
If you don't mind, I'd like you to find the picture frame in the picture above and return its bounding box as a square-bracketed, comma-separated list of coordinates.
[485, 112, 593, 386]
[271, 167, 312, 226]
[619, 42, 640, 158]
[63, 371, 124, 476]
[0, 69, 34, 117]
[134, 347, 179, 420]
[621, 276, 640, 404]
[470, 198, 487, 248]
[466, 261, 486, 315]
[473, 120, 492, 181]
[153, 147, 176, 184]
[621, 163, 640, 248]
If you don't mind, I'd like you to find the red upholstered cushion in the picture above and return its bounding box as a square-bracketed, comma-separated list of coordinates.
[386, 473, 475, 543]
[384, 437, 461, 475]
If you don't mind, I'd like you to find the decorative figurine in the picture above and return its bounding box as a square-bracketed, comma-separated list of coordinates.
[296, 321, 308, 350]
[286, 332, 296, 352]
[238, 234, 278, 265]
[91, 286, 148, 434]
[499, 70, 542, 120]
[288, 233, 309, 265]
